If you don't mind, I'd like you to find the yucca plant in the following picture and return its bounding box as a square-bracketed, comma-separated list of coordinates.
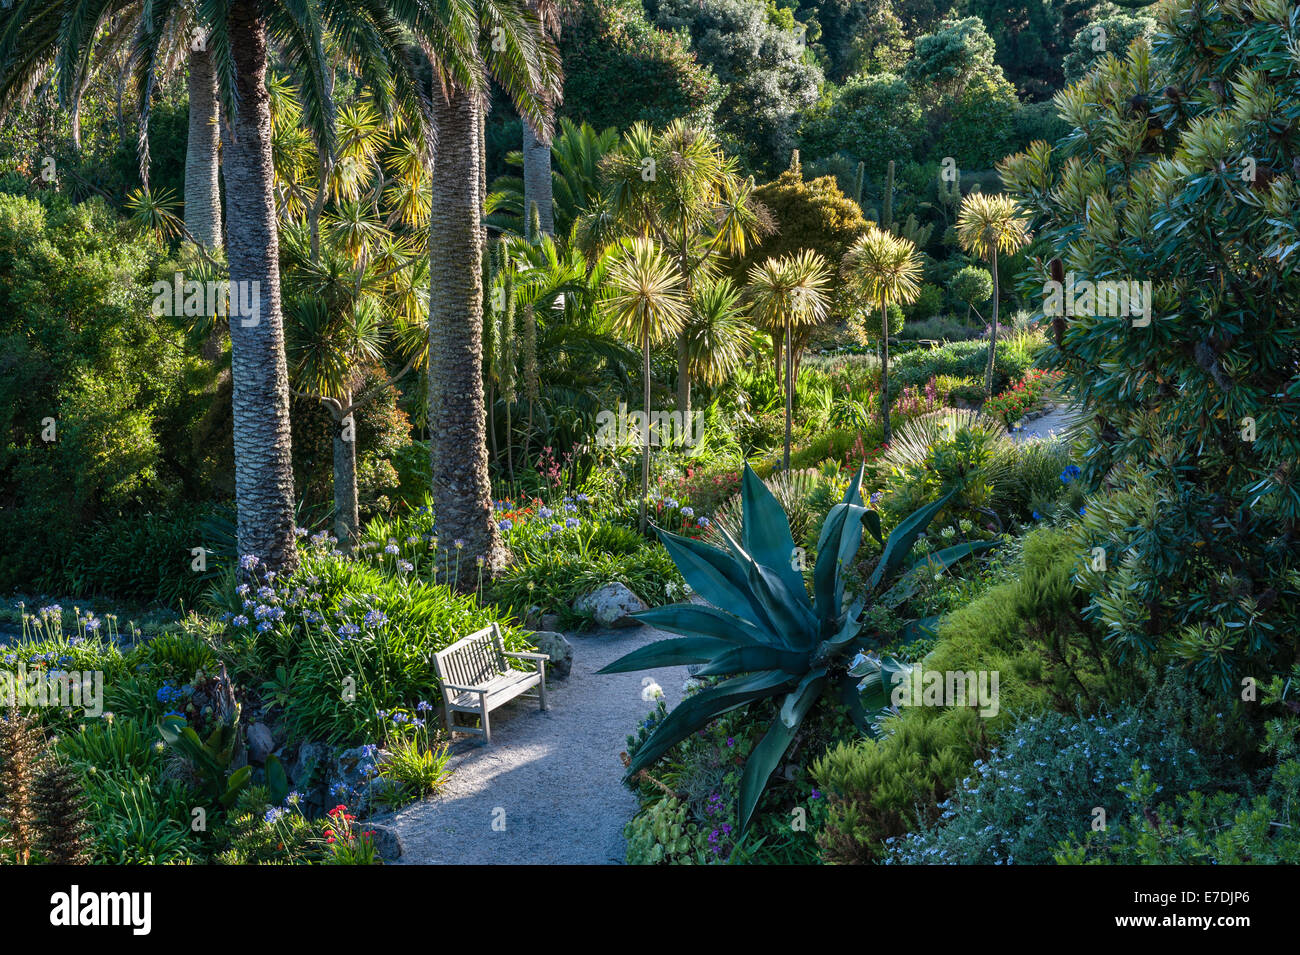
[602, 464, 997, 832]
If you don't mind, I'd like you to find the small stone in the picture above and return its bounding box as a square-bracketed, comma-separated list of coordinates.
[366, 822, 403, 861]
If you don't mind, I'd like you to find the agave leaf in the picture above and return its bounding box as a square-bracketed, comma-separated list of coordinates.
[897, 615, 941, 646]
[655, 527, 779, 633]
[854, 655, 913, 714]
[904, 539, 1001, 577]
[626, 670, 796, 774]
[868, 488, 956, 592]
[693, 645, 812, 678]
[738, 670, 826, 834]
[842, 464, 866, 506]
[779, 668, 827, 728]
[716, 522, 817, 646]
[599, 636, 740, 674]
[739, 464, 808, 601]
[633, 604, 776, 646]
[837, 676, 874, 734]
[813, 500, 869, 618]
[863, 508, 883, 545]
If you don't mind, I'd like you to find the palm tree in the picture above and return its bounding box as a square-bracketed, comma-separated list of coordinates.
[133, 0, 440, 573]
[956, 192, 1032, 396]
[681, 276, 751, 443]
[842, 224, 923, 444]
[521, 0, 560, 237]
[487, 117, 617, 240]
[603, 238, 689, 532]
[746, 250, 832, 471]
[427, 0, 560, 585]
[583, 120, 767, 428]
[0, 1, 224, 248]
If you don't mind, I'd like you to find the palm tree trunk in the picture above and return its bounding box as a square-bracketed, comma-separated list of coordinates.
[880, 292, 892, 444]
[522, 118, 554, 237]
[783, 316, 793, 471]
[223, 1, 298, 574]
[985, 247, 999, 397]
[640, 337, 651, 533]
[429, 86, 505, 585]
[676, 339, 690, 447]
[333, 401, 359, 550]
[185, 46, 223, 250]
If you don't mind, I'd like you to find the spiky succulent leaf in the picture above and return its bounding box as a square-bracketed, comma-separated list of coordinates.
[633, 603, 775, 646]
[694, 645, 812, 678]
[868, 488, 956, 591]
[904, 539, 1001, 577]
[598, 637, 742, 674]
[655, 528, 781, 634]
[738, 669, 826, 832]
[739, 463, 807, 600]
[624, 670, 797, 774]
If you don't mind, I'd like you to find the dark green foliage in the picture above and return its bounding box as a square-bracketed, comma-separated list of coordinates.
[1061, 14, 1156, 85]
[558, 0, 721, 133]
[800, 73, 922, 181]
[0, 192, 220, 603]
[646, 0, 824, 173]
[34, 759, 95, 864]
[1003, 15, 1300, 694]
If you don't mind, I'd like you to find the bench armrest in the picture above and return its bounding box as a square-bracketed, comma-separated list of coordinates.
[504, 651, 549, 662]
[441, 682, 487, 694]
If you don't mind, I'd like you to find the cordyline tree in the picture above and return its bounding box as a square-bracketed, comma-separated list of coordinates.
[1000, 9, 1300, 694]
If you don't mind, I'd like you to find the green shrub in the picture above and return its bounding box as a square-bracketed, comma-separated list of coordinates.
[887, 703, 1217, 865]
[213, 543, 534, 745]
[814, 525, 1117, 862]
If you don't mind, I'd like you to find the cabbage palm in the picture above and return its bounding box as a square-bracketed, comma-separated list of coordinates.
[842, 224, 924, 443]
[603, 238, 689, 531]
[583, 120, 768, 426]
[955, 192, 1032, 396]
[746, 250, 832, 471]
[684, 276, 752, 392]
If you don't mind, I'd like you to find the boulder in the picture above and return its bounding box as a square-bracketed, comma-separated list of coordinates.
[575, 582, 648, 628]
[246, 722, 276, 764]
[540, 613, 563, 632]
[528, 630, 573, 680]
[366, 822, 403, 861]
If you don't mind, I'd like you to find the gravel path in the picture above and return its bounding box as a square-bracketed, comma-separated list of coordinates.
[384, 623, 688, 865]
[1010, 404, 1083, 443]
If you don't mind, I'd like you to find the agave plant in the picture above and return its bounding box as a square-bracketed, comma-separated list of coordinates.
[602, 464, 997, 832]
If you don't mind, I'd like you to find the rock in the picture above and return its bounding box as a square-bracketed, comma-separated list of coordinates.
[523, 604, 544, 630]
[246, 722, 276, 764]
[540, 613, 562, 632]
[574, 582, 648, 628]
[333, 745, 398, 816]
[366, 822, 403, 861]
[528, 630, 573, 680]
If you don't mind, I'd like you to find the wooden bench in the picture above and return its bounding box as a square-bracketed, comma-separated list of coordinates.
[432, 623, 548, 743]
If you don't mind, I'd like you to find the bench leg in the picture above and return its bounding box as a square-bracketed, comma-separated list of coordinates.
[480, 700, 491, 744]
[539, 664, 548, 711]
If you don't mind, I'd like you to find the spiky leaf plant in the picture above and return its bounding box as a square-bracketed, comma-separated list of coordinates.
[602, 464, 996, 832]
[34, 759, 94, 865]
[0, 711, 44, 864]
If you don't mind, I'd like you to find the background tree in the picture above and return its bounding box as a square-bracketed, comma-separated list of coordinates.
[603, 237, 689, 530]
[955, 190, 1030, 396]
[645, 0, 823, 173]
[842, 224, 922, 442]
[745, 249, 831, 470]
[1061, 13, 1155, 85]
[949, 264, 992, 322]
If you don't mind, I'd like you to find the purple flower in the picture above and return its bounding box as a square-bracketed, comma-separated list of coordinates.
[239, 554, 260, 571]
[498, 519, 514, 532]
